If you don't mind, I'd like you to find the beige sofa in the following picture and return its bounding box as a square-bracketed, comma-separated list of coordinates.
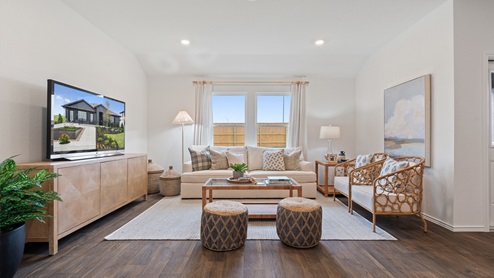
[181, 146, 317, 198]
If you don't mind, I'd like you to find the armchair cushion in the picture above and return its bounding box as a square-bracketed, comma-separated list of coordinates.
[355, 153, 373, 168]
[188, 146, 212, 171]
[334, 176, 351, 197]
[262, 149, 285, 171]
[380, 157, 409, 176]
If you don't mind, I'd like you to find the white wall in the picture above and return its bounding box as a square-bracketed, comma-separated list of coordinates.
[355, 2, 455, 226]
[147, 76, 356, 172]
[452, 0, 494, 230]
[0, 0, 148, 163]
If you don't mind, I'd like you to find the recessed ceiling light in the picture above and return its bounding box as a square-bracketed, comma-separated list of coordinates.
[315, 40, 325, 46]
[181, 40, 190, 45]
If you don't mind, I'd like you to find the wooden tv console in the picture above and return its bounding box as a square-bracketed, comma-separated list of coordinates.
[17, 153, 147, 255]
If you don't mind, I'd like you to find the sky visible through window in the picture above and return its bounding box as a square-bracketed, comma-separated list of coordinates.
[212, 95, 290, 123]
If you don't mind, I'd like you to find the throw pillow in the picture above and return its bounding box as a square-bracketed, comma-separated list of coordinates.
[188, 146, 212, 171]
[262, 149, 285, 171]
[284, 150, 301, 170]
[226, 151, 246, 166]
[246, 146, 274, 170]
[355, 153, 373, 168]
[210, 149, 229, 170]
[379, 157, 410, 191]
[284, 146, 304, 161]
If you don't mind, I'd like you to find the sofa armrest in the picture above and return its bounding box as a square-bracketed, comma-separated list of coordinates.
[299, 160, 314, 172]
[183, 161, 192, 173]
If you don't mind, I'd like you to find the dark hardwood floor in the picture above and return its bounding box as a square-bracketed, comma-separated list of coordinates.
[16, 194, 494, 278]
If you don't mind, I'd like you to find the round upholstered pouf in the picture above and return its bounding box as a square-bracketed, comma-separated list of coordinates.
[201, 201, 248, 251]
[276, 197, 322, 248]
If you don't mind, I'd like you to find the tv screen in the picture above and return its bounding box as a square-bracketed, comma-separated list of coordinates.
[47, 80, 125, 160]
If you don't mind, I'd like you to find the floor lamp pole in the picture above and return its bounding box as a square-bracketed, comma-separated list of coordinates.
[181, 123, 185, 167]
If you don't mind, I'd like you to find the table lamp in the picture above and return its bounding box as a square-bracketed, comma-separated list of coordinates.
[319, 125, 340, 160]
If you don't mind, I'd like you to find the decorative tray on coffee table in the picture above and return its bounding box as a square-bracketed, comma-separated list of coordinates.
[227, 177, 255, 184]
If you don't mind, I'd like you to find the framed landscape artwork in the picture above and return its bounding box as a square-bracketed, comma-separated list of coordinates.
[384, 74, 431, 167]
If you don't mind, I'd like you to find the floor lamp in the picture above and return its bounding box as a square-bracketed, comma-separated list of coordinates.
[172, 110, 194, 168]
[319, 125, 340, 160]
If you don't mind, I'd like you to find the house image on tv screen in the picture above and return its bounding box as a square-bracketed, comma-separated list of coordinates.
[62, 99, 122, 126]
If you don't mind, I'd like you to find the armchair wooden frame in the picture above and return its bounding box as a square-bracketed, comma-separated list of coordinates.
[350, 156, 427, 233]
[333, 153, 389, 212]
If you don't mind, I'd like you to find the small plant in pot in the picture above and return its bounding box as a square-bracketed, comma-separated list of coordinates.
[0, 157, 62, 278]
[230, 163, 248, 179]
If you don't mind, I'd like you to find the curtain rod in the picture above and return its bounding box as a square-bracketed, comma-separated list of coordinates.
[192, 81, 309, 85]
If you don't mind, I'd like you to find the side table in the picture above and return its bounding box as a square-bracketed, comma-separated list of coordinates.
[315, 160, 338, 197]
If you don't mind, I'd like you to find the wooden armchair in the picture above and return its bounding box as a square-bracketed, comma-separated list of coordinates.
[333, 153, 389, 212]
[350, 156, 426, 232]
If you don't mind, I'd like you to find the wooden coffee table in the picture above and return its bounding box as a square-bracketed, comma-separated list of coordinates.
[202, 178, 302, 219]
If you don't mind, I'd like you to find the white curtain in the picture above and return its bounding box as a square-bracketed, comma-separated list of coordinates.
[193, 82, 213, 145]
[287, 82, 308, 156]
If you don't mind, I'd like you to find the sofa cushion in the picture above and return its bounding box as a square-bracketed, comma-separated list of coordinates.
[262, 149, 285, 171]
[284, 150, 301, 170]
[249, 170, 315, 183]
[181, 170, 233, 183]
[226, 151, 246, 166]
[210, 149, 229, 170]
[247, 146, 274, 170]
[284, 146, 304, 161]
[355, 153, 373, 168]
[188, 147, 211, 171]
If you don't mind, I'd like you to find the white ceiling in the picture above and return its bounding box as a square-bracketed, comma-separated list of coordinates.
[62, 0, 447, 78]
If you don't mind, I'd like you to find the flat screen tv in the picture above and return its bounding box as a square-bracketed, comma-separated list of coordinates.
[46, 79, 125, 160]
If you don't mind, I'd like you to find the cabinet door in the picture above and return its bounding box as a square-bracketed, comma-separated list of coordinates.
[57, 164, 101, 234]
[128, 156, 147, 200]
[101, 159, 128, 214]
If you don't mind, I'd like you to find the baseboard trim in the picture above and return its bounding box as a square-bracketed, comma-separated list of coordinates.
[423, 214, 488, 232]
[423, 213, 453, 231]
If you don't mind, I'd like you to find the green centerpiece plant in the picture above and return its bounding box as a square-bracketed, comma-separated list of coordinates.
[0, 157, 62, 278]
[230, 163, 248, 179]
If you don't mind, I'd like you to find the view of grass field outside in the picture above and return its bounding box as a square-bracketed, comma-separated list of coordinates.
[212, 94, 290, 147]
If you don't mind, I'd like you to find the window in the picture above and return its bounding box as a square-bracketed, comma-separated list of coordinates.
[212, 91, 290, 147]
[212, 95, 245, 146]
[78, 111, 87, 122]
[257, 95, 290, 147]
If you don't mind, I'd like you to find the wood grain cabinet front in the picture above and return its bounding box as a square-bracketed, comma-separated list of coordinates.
[18, 153, 147, 255]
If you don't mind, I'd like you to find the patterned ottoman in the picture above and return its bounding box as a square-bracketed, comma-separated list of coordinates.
[276, 197, 322, 248]
[201, 201, 248, 251]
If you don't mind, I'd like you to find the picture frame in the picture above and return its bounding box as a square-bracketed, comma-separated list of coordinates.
[384, 74, 431, 167]
[326, 154, 338, 163]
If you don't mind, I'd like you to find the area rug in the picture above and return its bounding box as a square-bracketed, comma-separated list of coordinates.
[105, 195, 396, 241]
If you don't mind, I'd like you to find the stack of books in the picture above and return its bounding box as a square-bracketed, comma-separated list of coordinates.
[265, 176, 292, 185]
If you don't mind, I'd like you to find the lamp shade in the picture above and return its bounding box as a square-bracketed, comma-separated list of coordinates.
[172, 110, 194, 125]
[319, 125, 340, 139]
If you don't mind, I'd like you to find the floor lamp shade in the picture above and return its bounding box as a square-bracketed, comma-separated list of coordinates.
[172, 110, 194, 125]
[172, 110, 194, 170]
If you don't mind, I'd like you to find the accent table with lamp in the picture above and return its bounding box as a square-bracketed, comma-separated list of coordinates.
[317, 125, 341, 197]
[315, 160, 338, 197]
